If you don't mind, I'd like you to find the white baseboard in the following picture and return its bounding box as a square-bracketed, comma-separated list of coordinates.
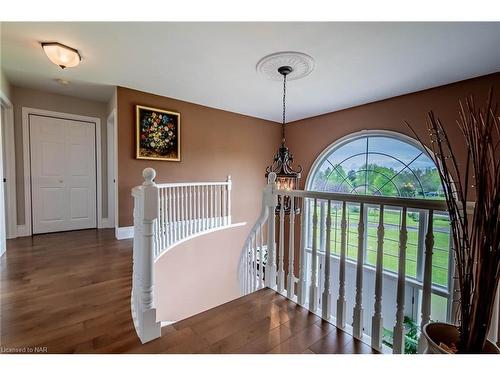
[116, 226, 134, 240]
[17, 225, 28, 237]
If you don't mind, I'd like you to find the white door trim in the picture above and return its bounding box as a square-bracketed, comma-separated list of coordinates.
[113, 108, 118, 233]
[21, 107, 103, 236]
[106, 109, 117, 229]
[0, 93, 17, 239]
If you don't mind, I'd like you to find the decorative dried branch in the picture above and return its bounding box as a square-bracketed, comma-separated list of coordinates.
[407, 90, 500, 353]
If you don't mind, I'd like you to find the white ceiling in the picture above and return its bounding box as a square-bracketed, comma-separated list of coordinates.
[1, 22, 500, 122]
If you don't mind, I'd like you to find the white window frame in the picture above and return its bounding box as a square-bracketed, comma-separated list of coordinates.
[303, 130, 453, 321]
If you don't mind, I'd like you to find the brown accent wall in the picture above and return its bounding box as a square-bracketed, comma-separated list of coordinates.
[116, 86, 281, 227]
[286, 72, 500, 193]
[282, 72, 500, 278]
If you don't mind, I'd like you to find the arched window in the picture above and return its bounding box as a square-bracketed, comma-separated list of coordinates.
[307, 132, 443, 199]
[305, 132, 451, 298]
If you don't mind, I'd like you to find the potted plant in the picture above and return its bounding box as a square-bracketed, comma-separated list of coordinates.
[408, 91, 500, 354]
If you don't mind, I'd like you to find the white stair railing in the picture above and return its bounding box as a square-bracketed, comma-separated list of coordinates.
[131, 168, 233, 343]
[238, 174, 277, 294]
[239, 172, 451, 353]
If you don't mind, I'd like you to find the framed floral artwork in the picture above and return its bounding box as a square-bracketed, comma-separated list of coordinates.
[136, 105, 181, 161]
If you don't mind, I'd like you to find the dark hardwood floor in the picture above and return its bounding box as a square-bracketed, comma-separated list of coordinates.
[1, 229, 377, 354]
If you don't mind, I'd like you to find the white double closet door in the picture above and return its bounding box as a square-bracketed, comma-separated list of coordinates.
[30, 115, 97, 234]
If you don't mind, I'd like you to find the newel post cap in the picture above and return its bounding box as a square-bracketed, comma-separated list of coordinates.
[143, 168, 156, 186]
[265, 172, 278, 207]
[267, 172, 277, 184]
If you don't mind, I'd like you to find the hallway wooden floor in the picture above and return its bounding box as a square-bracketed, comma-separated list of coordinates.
[1, 229, 377, 354]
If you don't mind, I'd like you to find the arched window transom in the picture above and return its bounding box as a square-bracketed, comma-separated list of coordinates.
[308, 134, 443, 199]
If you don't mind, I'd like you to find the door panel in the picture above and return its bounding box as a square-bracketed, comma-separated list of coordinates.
[70, 187, 90, 220]
[30, 115, 96, 234]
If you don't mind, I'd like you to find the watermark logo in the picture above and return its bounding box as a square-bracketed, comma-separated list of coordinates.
[1, 346, 48, 353]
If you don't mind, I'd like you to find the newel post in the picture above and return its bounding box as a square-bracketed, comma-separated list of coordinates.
[265, 172, 278, 288]
[141, 168, 158, 308]
[138, 167, 161, 343]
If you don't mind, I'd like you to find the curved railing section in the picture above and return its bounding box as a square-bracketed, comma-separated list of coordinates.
[237, 173, 277, 295]
[131, 168, 232, 343]
[238, 172, 457, 354]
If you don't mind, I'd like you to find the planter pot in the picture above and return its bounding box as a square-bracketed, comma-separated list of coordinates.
[423, 322, 499, 354]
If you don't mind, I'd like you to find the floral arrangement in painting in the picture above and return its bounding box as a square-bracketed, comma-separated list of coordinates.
[136, 105, 181, 161]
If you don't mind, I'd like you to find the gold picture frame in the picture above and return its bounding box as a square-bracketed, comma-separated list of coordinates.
[136, 105, 181, 161]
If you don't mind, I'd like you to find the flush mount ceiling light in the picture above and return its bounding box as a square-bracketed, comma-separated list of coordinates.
[41, 42, 81, 69]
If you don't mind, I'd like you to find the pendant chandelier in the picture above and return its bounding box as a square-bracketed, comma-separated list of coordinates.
[265, 65, 303, 214]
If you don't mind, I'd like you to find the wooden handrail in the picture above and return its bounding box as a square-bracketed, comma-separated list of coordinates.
[274, 188, 448, 211]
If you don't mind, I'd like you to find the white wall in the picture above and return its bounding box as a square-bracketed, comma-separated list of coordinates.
[154, 224, 248, 322]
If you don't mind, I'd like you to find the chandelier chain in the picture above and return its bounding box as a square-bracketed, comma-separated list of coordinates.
[282, 73, 287, 144]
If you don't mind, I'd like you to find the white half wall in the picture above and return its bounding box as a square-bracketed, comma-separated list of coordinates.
[154, 224, 248, 322]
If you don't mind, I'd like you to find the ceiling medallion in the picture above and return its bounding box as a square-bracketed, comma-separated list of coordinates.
[256, 51, 314, 81]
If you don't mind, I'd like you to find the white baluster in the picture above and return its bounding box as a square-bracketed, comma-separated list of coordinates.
[205, 185, 209, 230]
[393, 207, 408, 354]
[322, 200, 332, 320]
[309, 198, 319, 312]
[227, 175, 232, 225]
[418, 209, 434, 353]
[211, 185, 215, 228]
[192, 185, 195, 234]
[185, 186, 189, 236]
[171, 187, 177, 242]
[214, 185, 218, 226]
[188, 185, 192, 235]
[371, 204, 385, 350]
[216, 184, 219, 226]
[179, 186, 183, 238]
[222, 182, 227, 226]
[182, 186, 187, 238]
[243, 241, 248, 294]
[297, 197, 307, 305]
[277, 196, 285, 293]
[249, 240, 253, 293]
[178, 186, 182, 239]
[287, 198, 296, 299]
[265, 173, 277, 289]
[191, 186, 194, 233]
[185, 186, 188, 235]
[197, 185, 201, 231]
[218, 185, 222, 226]
[179, 186, 183, 239]
[159, 188, 164, 251]
[165, 188, 169, 246]
[336, 201, 347, 328]
[168, 187, 172, 246]
[352, 202, 365, 339]
[257, 227, 264, 288]
[252, 234, 257, 292]
[163, 188, 168, 249]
